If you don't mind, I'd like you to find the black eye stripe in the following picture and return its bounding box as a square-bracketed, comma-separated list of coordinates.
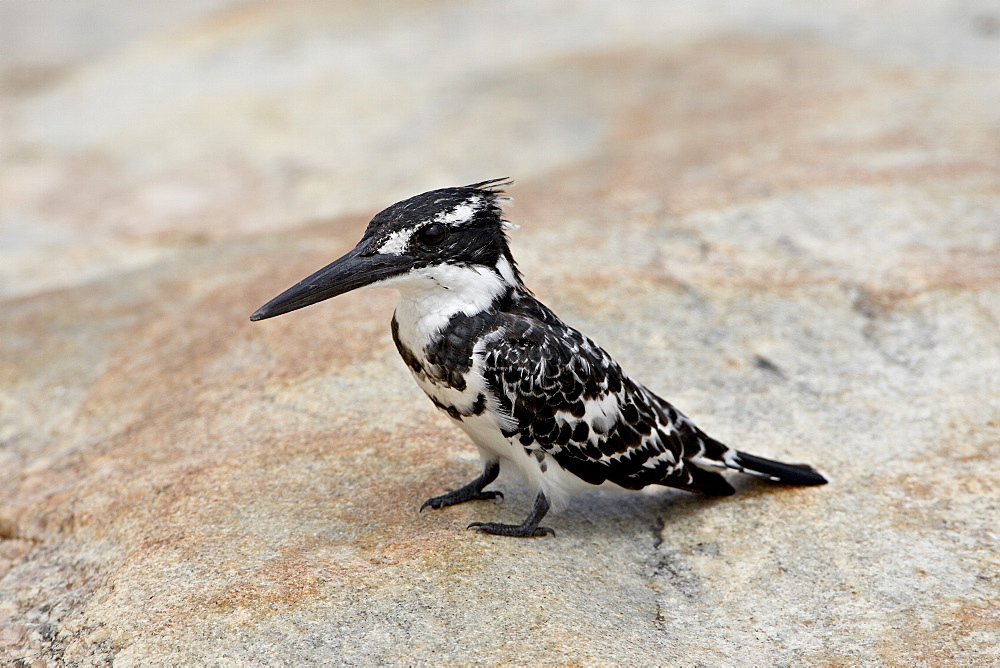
[417, 222, 449, 246]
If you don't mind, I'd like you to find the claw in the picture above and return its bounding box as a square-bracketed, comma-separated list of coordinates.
[467, 521, 555, 538]
[420, 489, 505, 512]
[419, 462, 501, 513]
[464, 491, 553, 537]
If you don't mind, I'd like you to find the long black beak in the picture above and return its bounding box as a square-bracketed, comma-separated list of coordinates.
[250, 245, 408, 321]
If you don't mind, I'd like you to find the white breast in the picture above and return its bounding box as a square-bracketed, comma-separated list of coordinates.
[390, 264, 509, 354]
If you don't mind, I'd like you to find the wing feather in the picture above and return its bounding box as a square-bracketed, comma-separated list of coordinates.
[479, 295, 731, 494]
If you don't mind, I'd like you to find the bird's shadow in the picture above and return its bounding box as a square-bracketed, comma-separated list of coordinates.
[476, 474, 789, 543]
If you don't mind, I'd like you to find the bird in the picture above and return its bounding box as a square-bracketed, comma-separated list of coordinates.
[250, 178, 827, 537]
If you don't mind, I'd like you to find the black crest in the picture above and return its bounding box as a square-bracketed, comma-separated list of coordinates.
[363, 178, 512, 238]
[360, 178, 521, 280]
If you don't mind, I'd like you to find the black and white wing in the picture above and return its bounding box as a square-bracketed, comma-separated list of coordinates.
[479, 297, 738, 496]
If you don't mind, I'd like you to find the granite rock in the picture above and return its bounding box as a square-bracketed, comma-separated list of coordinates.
[1, 0, 998, 664]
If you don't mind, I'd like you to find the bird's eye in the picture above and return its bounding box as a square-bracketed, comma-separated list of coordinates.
[416, 222, 448, 246]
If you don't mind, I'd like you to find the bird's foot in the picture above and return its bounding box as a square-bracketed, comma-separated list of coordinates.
[467, 521, 554, 537]
[420, 488, 504, 512]
[419, 461, 502, 512]
[466, 492, 554, 537]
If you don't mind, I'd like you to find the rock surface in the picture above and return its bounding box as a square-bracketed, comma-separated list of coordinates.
[2, 0, 999, 664]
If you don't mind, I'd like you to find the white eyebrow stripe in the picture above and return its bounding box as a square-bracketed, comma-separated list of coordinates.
[375, 196, 483, 255]
[376, 227, 416, 255]
[436, 197, 481, 225]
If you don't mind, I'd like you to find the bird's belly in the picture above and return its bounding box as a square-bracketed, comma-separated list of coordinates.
[450, 411, 600, 511]
[406, 361, 512, 458]
[451, 411, 519, 459]
[407, 365, 602, 509]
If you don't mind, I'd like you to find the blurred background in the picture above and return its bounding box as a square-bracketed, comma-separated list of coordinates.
[1, 1, 998, 664]
[3, 0, 997, 299]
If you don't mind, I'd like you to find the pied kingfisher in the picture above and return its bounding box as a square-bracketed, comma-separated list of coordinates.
[251, 179, 827, 537]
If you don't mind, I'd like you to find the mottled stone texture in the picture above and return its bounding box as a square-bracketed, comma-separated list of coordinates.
[2, 0, 999, 664]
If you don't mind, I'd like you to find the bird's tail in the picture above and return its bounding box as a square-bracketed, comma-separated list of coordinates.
[728, 450, 829, 486]
[700, 436, 829, 486]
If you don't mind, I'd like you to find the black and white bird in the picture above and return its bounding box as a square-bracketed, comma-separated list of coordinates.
[251, 179, 827, 537]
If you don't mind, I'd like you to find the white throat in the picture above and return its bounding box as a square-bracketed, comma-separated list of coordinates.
[382, 260, 516, 354]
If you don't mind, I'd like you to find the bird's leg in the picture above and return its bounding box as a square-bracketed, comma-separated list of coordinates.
[468, 492, 555, 537]
[420, 460, 503, 511]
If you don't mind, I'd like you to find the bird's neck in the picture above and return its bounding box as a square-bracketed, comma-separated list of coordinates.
[391, 257, 523, 358]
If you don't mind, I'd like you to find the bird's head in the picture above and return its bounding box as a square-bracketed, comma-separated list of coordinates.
[250, 178, 521, 321]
